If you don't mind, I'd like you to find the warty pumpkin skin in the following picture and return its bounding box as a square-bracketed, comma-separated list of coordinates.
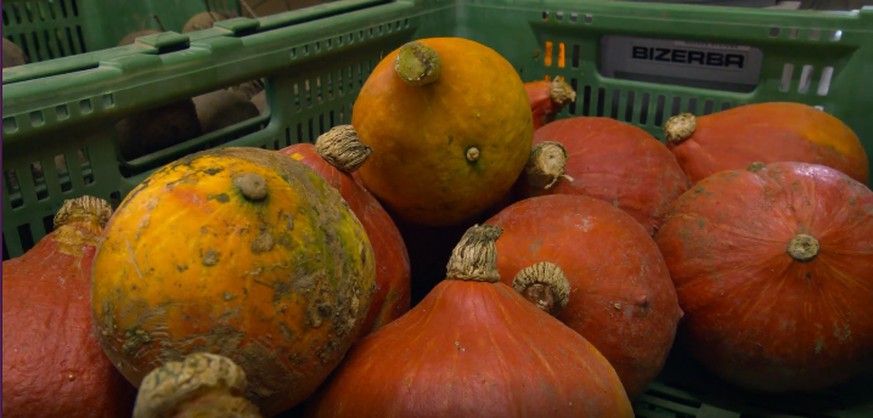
[2, 196, 137, 418]
[519, 116, 690, 235]
[304, 225, 633, 418]
[278, 126, 412, 335]
[663, 101, 869, 184]
[90, 147, 376, 417]
[485, 193, 683, 400]
[352, 37, 534, 226]
[654, 161, 873, 393]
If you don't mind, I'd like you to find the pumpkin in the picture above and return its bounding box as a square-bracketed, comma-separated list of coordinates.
[90, 147, 376, 416]
[352, 37, 534, 226]
[526, 76, 576, 130]
[2, 196, 137, 418]
[133, 353, 262, 418]
[303, 224, 634, 418]
[485, 193, 683, 400]
[654, 161, 873, 392]
[278, 125, 412, 334]
[663, 101, 869, 184]
[518, 116, 690, 235]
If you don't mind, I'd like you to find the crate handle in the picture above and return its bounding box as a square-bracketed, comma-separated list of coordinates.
[214, 17, 262, 37]
[133, 32, 191, 54]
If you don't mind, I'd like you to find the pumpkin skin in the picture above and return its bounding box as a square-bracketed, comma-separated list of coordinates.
[485, 193, 683, 400]
[353, 37, 533, 226]
[91, 147, 376, 416]
[519, 116, 690, 235]
[304, 225, 634, 418]
[663, 102, 869, 184]
[654, 161, 873, 392]
[278, 141, 411, 334]
[2, 196, 137, 418]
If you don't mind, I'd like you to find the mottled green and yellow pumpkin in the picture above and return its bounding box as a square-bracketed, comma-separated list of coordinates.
[91, 147, 376, 416]
[352, 37, 533, 226]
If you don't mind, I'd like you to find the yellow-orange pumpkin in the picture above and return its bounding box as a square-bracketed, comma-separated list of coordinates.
[352, 37, 533, 226]
[91, 147, 376, 416]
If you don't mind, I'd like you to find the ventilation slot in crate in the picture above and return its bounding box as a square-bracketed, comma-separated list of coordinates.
[571, 83, 735, 128]
[780, 63, 834, 97]
[2, 0, 86, 62]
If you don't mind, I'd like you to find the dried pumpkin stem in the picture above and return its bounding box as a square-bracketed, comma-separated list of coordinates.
[446, 224, 503, 283]
[524, 141, 574, 190]
[663, 113, 697, 145]
[787, 233, 820, 263]
[234, 173, 268, 201]
[133, 352, 262, 418]
[315, 125, 372, 173]
[512, 262, 570, 316]
[549, 76, 577, 107]
[53, 195, 113, 230]
[394, 41, 441, 86]
[465, 146, 481, 163]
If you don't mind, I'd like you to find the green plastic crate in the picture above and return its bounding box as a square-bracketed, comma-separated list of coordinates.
[2, 0, 242, 63]
[2, 1, 873, 414]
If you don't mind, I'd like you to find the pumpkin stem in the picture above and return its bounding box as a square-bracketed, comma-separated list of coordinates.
[315, 125, 372, 173]
[512, 262, 570, 316]
[394, 41, 441, 86]
[549, 76, 577, 107]
[787, 233, 820, 263]
[663, 113, 697, 145]
[465, 146, 481, 163]
[234, 173, 269, 201]
[53, 195, 113, 230]
[446, 224, 503, 283]
[133, 352, 263, 418]
[524, 141, 574, 190]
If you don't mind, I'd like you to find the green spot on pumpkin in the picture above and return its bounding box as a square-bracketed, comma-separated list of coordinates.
[747, 161, 767, 172]
[122, 328, 152, 354]
[204, 167, 223, 175]
[208, 193, 230, 203]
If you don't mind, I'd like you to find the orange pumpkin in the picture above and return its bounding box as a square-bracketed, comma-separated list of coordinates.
[526, 76, 576, 130]
[518, 117, 690, 235]
[303, 225, 634, 418]
[655, 161, 873, 392]
[278, 126, 411, 334]
[663, 102, 869, 184]
[352, 37, 533, 226]
[91, 147, 376, 416]
[486, 194, 683, 400]
[2, 196, 137, 418]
